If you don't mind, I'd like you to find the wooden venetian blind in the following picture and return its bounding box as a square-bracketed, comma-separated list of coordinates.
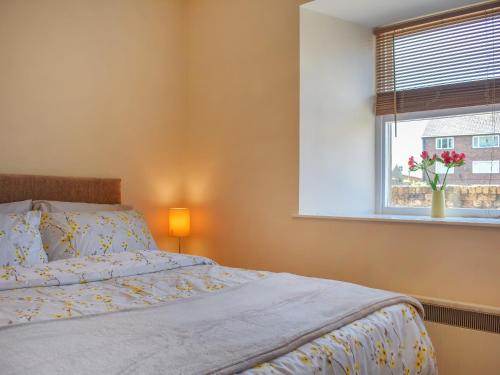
[375, 2, 500, 116]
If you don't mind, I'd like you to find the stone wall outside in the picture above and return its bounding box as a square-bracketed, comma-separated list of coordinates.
[391, 185, 500, 208]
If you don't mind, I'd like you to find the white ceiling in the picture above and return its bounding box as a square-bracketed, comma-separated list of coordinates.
[301, 0, 490, 28]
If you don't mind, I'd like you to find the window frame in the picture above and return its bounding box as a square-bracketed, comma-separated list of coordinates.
[435, 137, 454, 150]
[375, 105, 500, 218]
[472, 135, 500, 149]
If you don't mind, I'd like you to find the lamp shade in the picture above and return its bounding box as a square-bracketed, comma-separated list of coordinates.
[168, 208, 190, 237]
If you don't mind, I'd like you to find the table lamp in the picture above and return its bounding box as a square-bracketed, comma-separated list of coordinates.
[168, 208, 190, 253]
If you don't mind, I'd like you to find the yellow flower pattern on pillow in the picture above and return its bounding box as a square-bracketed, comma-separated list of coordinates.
[40, 211, 157, 261]
[0, 211, 47, 267]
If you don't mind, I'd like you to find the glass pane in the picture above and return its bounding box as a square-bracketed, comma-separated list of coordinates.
[436, 163, 454, 175]
[389, 111, 500, 209]
[436, 137, 454, 149]
[474, 135, 499, 148]
[472, 160, 500, 173]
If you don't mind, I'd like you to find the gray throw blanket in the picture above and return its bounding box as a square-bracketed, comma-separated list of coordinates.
[0, 273, 421, 375]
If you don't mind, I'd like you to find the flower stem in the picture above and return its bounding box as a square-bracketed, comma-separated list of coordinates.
[441, 166, 451, 191]
[423, 168, 435, 190]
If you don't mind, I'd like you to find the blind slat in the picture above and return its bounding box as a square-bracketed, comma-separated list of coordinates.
[386, 19, 500, 47]
[374, 2, 500, 35]
[381, 46, 496, 70]
[375, 4, 500, 116]
[376, 79, 500, 116]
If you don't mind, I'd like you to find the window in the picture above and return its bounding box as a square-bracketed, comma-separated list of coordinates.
[380, 111, 500, 215]
[435, 161, 454, 175]
[435, 137, 454, 150]
[375, 3, 500, 217]
[472, 135, 500, 148]
[472, 160, 500, 174]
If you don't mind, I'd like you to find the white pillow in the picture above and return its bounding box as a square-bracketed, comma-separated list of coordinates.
[0, 200, 32, 214]
[40, 210, 158, 261]
[33, 200, 131, 213]
[0, 211, 47, 267]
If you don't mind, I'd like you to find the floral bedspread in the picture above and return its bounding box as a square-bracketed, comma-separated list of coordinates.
[0, 250, 437, 374]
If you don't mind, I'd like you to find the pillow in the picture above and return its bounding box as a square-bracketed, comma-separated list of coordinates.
[0, 211, 47, 267]
[33, 200, 131, 213]
[0, 200, 32, 214]
[40, 210, 158, 261]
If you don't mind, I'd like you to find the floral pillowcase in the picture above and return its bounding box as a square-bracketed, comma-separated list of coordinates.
[0, 211, 48, 267]
[40, 210, 158, 261]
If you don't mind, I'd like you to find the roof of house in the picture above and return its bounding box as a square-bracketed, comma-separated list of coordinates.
[422, 112, 500, 138]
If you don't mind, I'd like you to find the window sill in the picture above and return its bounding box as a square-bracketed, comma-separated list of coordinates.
[293, 213, 500, 227]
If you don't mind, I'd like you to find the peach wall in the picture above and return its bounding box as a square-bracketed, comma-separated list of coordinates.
[1, 0, 498, 373]
[184, 0, 499, 308]
[184, 0, 500, 373]
[0, 0, 186, 249]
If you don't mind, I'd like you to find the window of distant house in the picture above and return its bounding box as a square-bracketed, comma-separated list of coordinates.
[435, 162, 454, 175]
[472, 160, 500, 174]
[472, 135, 500, 148]
[375, 4, 500, 217]
[435, 137, 454, 150]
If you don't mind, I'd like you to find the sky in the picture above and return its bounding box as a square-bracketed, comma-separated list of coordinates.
[391, 119, 428, 178]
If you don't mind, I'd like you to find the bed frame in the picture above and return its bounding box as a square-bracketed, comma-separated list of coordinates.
[0, 174, 121, 204]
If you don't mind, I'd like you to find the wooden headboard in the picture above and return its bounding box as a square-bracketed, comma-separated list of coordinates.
[0, 174, 121, 204]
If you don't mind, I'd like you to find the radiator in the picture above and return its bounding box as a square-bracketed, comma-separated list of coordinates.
[414, 295, 500, 334]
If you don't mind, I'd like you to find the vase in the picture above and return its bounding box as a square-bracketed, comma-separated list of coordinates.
[431, 190, 446, 218]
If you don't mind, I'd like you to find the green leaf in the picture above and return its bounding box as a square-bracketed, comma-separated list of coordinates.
[433, 173, 439, 189]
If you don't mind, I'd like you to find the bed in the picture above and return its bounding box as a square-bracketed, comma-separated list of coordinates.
[0, 174, 437, 375]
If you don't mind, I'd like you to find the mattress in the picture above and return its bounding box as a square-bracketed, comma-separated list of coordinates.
[0, 250, 437, 374]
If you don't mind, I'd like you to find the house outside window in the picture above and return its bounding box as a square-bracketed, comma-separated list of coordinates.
[472, 135, 500, 149]
[435, 137, 454, 150]
[419, 114, 500, 185]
